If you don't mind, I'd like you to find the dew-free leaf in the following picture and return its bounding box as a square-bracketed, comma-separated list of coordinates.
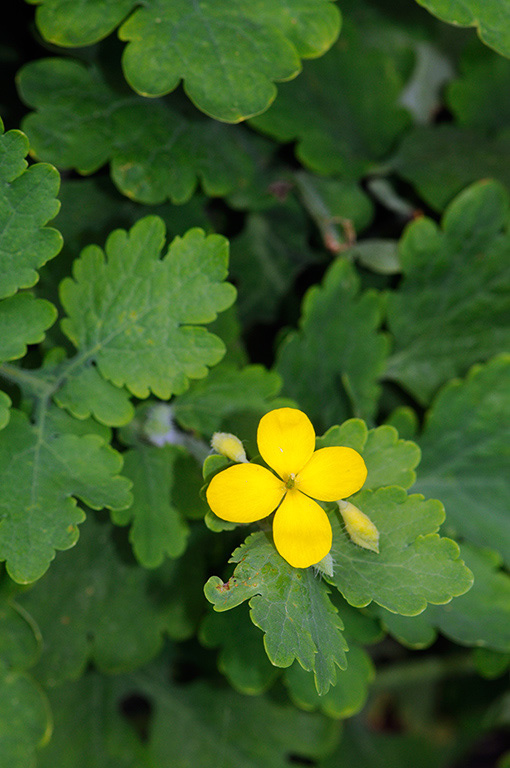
[386, 182, 510, 404]
[250, 19, 410, 178]
[414, 355, 510, 565]
[0, 118, 61, 299]
[31, 0, 341, 122]
[18, 58, 260, 204]
[0, 409, 131, 584]
[59, 217, 235, 399]
[329, 486, 473, 615]
[205, 532, 348, 695]
[275, 258, 389, 433]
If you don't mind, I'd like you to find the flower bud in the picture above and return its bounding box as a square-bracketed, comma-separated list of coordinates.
[338, 500, 380, 553]
[211, 432, 247, 463]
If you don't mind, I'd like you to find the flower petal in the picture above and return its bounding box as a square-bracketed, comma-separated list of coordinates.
[257, 407, 316, 480]
[206, 463, 285, 523]
[297, 447, 367, 501]
[273, 489, 332, 568]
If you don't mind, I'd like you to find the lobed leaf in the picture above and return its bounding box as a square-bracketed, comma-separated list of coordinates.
[379, 543, 510, 652]
[205, 532, 348, 695]
[136, 664, 338, 767]
[59, 217, 236, 400]
[414, 355, 510, 565]
[392, 125, 510, 211]
[414, 0, 510, 58]
[0, 293, 56, 362]
[328, 486, 473, 615]
[173, 364, 282, 435]
[0, 391, 11, 430]
[0, 409, 132, 584]
[386, 182, 510, 404]
[0, 118, 61, 299]
[16, 514, 184, 685]
[18, 58, 259, 204]
[275, 258, 389, 433]
[32, 0, 341, 122]
[54, 364, 135, 428]
[250, 19, 410, 178]
[199, 604, 280, 695]
[112, 444, 190, 568]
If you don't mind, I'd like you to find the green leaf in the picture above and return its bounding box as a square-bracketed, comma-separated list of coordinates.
[448, 46, 510, 134]
[53, 364, 135, 427]
[275, 258, 389, 433]
[328, 486, 473, 615]
[284, 645, 375, 718]
[0, 660, 51, 768]
[205, 532, 348, 695]
[0, 408, 132, 584]
[173, 364, 282, 435]
[136, 666, 338, 767]
[0, 119, 61, 299]
[112, 444, 190, 568]
[392, 125, 510, 211]
[16, 514, 181, 685]
[18, 58, 259, 204]
[386, 182, 510, 404]
[0, 294, 56, 362]
[0, 390, 11, 430]
[379, 543, 510, 652]
[473, 648, 510, 679]
[318, 420, 421, 491]
[414, 0, 510, 58]
[250, 19, 410, 178]
[346, 239, 401, 275]
[414, 355, 510, 564]
[59, 217, 235, 399]
[199, 604, 280, 695]
[36, 671, 150, 768]
[32, 0, 341, 122]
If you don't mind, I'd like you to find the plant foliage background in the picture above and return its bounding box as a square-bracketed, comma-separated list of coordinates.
[1, 1, 509, 766]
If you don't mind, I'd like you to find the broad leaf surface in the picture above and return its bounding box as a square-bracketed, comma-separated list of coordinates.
[250, 19, 410, 178]
[54, 364, 135, 427]
[285, 645, 375, 719]
[0, 584, 50, 768]
[275, 258, 389, 433]
[173, 364, 282, 435]
[60, 217, 235, 399]
[328, 487, 473, 615]
[205, 532, 348, 695]
[386, 182, 510, 404]
[135, 665, 338, 767]
[318, 420, 421, 491]
[0, 409, 131, 584]
[32, 0, 341, 122]
[199, 604, 280, 694]
[392, 125, 510, 211]
[17, 514, 183, 686]
[112, 444, 190, 568]
[380, 543, 510, 652]
[415, 0, 510, 58]
[414, 355, 510, 565]
[448, 46, 510, 134]
[36, 671, 151, 768]
[18, 58, 260, 204]
[0, 294, 56, 362]
[0, 118, 61, 299]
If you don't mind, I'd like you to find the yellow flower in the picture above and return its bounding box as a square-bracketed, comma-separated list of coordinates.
[206, 407, 367, 568]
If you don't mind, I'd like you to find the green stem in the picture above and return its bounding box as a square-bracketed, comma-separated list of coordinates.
[0, 362, 54, 398]
[293, 170, 354, 254]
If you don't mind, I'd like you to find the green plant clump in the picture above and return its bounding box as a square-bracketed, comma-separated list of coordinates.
[0, 1, 509, 766]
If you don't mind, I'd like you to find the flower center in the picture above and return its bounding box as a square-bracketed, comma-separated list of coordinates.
[285, 473, 296, 490]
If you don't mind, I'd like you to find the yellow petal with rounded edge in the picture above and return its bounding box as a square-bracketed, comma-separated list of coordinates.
[296, 446, 367, 501]
[206, 463, 285, 523]
[273, 489, 332, 568]
[257, 407, 316, 480]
